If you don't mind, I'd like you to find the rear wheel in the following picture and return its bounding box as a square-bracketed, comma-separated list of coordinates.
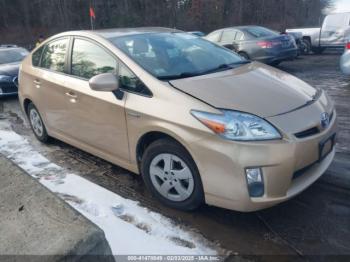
[27, 103, 49, 143]
[301, 39, 311, 55]
[141, 138, 204, 211]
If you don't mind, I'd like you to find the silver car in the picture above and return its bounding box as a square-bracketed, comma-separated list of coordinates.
[340, 41, 350, 75]
[205, 26, 298, 66]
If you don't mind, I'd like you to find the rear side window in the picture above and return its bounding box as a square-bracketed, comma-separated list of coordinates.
[220, 30, 237, 44]
[32, 47, 43, 67]
[41, 38, 68, 73]
[71, 38, 117, 79]
[205, 31, 222, 42]
[235, 31, 245, 41]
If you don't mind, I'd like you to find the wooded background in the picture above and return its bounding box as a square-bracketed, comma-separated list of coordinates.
[0, 0, 334, 48]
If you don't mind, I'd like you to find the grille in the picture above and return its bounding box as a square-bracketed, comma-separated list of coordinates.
[295, 127, 320, 139]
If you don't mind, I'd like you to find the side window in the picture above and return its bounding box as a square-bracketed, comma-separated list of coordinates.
[205, 31, 222, 42]
[221, 30, 237, 44]
[41, 38, 68, 72]
[71, 38, 117, 79]
[119, 64, 151, 96]
[235, 31, 245, 41]
[32, 46, 44, 67]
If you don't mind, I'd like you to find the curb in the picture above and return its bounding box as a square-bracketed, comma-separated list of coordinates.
[0, 154, 114, 260]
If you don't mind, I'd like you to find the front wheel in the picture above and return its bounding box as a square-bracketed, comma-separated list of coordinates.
[27, 103, 50, 143]
[141, 139, 204, 211]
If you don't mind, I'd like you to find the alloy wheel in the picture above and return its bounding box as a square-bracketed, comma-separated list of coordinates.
[29, 109, 44, 137]
[149, 153, 194, 202]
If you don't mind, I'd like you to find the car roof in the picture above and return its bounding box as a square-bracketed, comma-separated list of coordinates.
[211, 25, 269, 33]
[86, 27, 183, 39]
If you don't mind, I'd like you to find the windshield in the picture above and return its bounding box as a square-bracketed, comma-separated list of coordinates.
[0, 48, 28, 65]
[110, 33, 246, 80]
[245, 27, 278, 38]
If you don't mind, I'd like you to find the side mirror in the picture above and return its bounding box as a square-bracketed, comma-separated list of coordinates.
[89, 73, 119, 92]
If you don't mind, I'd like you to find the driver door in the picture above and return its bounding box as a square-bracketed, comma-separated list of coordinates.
[62, 37, 130, 163]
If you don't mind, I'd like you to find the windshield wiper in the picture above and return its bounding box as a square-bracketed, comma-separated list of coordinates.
[157, 61, 251, 81]
[157, 72, 200, 81]
[201, 61, 250, 75]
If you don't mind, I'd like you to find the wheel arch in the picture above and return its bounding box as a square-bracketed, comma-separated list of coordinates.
[135, 130, 195, 171]
[23, 98, 32, 115]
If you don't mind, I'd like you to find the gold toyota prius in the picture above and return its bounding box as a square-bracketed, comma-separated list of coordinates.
[19, 28, 337, 212]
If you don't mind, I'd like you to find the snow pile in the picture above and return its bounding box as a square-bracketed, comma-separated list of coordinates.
[0, 128, 217, 255]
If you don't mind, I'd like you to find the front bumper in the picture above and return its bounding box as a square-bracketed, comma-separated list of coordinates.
[189, 109, 337, 212]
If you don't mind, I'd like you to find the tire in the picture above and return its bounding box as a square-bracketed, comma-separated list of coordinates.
[238, 52, 250, 60]
[141, 138, 204, 211]
[27, 102, 50, 143]
[302, 39, 311, 55]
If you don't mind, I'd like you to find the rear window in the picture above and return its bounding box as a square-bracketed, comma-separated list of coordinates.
[245, 27, 278, 38]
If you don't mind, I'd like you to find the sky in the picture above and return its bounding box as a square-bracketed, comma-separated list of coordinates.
[332, 0, 350, 13]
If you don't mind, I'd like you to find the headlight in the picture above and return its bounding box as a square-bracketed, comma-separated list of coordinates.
[0, 75, 12, 82]
[191, 110, 282, 141]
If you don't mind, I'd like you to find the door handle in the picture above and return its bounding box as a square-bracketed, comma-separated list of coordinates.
[34, 79, 41, 88]
[65, 92, 77, 98]
[127, 111, 141, 118]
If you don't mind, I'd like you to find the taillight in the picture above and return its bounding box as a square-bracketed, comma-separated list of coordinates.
[257, 41, 273, 48]
[346, 42, 350, 49]
[257, 41, 280, 49]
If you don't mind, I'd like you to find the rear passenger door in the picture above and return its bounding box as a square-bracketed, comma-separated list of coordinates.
[34, 37, 70, 133]
[219, 29, 237, 50]
[63, 37, 130, 163]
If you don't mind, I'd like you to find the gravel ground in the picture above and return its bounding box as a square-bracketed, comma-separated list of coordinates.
[0, 51, 349, 261]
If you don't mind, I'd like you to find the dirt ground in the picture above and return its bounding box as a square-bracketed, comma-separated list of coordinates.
[1, 50, 349, 261]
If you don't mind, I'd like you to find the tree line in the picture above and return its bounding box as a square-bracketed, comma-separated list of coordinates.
[0, 0, 333, 48]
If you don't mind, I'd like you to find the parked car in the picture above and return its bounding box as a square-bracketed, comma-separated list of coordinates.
[205, 26, 298, 65]
[188, 31, 206, 37]
[19, 28, 337, 212]
[0, 46, 29, 97]
[287, 12, 350, 54]
[340, 40, 350, 75]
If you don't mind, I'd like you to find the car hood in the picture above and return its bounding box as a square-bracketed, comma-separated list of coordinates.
[0, 62, 20, 77]
[170, 62, 318, 118]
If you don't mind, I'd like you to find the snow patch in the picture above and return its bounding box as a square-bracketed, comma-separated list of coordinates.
[0, 128, 217, 255]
